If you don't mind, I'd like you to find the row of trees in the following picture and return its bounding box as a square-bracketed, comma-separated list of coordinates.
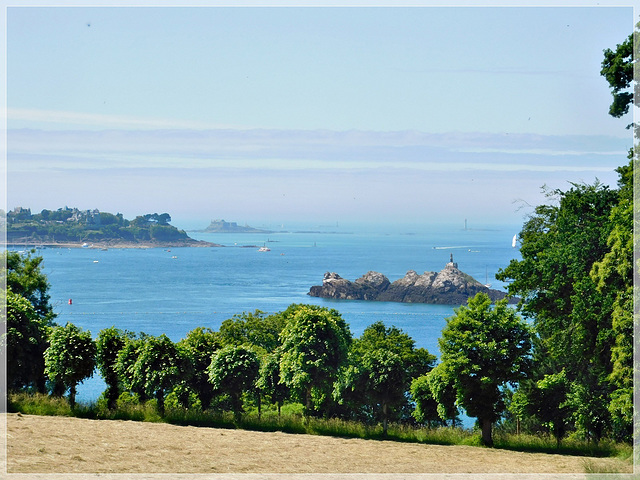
[6, 248, 536, 445]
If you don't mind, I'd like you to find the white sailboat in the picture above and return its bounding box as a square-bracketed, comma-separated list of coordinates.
[512, 234, 517, 248]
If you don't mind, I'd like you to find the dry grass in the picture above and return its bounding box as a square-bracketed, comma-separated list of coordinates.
[4, 413, 632, 477]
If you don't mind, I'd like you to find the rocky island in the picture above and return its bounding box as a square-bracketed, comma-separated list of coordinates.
[201, 219, 274, 234]
[7, 207, 219, 248]
[308, 255, 514, 305]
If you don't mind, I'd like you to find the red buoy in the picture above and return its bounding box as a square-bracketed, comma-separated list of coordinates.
[68, 299, 72, 305]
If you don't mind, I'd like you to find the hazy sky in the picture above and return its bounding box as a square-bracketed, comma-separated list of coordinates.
[4, 1, 635, 229]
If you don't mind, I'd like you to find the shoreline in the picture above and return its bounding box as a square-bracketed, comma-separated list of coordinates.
[6, 240, 222, 249]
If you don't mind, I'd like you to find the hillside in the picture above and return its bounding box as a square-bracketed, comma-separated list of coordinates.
[6, 207, 218, 248]
[6, 413, 630, 474]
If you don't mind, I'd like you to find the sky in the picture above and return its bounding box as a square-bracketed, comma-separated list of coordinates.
[3, 1, 636, 230]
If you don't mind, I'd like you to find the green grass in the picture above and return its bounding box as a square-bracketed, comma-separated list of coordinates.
[7, 391, 632, 463]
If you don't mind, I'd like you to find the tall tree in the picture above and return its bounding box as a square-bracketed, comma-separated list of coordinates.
[208, 344, 260, 421]
[432, 293, 532, 446]
[5, 289, 51, 392]
[44, 323, 96, 407]
[96, 327, 129, 409]
[256, 351, 290, 416]
[279, 305, 351, 417]
[177, 327, 221, 410]
[596, 29, 636, 442]
[600, 33, 634, 120]
[5, 250, 55, 321]
[497, 180, 619, 440]
[335, 321, 435, 429]
[123, 334, 190, 414]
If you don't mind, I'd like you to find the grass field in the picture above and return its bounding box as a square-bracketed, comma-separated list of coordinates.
[4, 412, 634, 476]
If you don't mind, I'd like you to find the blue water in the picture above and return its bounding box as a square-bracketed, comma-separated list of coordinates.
[20, 222, 521, 405]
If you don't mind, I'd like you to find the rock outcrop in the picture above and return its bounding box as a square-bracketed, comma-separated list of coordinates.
[308, 259, 514, 305]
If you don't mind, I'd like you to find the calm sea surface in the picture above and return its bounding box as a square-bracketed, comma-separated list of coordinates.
[17, 222, 522, 403]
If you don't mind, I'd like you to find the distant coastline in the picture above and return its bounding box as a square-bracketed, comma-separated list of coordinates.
[6, 207, 220, 248]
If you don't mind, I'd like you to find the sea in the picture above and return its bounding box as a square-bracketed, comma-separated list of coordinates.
[12, 221, 522, 406]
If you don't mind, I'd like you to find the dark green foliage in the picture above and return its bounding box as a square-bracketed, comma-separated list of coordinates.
[177, 327, 221, 409]
[218, 310, 286, 353]
[279, 305, 351, 416]
[335, 321, 435, 431]
[600, 34, 634, 119]
[256, 352, 290, 415]
[497, 181, 621, 441]
[422, 365, 459, 426]
[433, 293, 532, 446]
[43, 323, 96, 407]
[96, 327, 130, 409]
[5, 250, 55, 320]
[5, 289, 51, 392]
[126, 334, 191, 415]
[208, 344, 260, 421]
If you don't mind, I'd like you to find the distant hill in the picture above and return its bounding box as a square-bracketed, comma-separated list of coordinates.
[7, 207, 218, 247]
[202, 219, 273, 234]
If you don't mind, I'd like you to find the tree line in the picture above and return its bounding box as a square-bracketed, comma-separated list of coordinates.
[6, 248, 533, 445]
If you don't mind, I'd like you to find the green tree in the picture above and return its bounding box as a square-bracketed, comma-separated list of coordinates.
[115, 332, 149, 401]
[526, 370, 571, 446]
[5, 250, 55, 321]
[433, 293, 532, 446]
[121, 334, 190, 414]
[43, 323, 96, 407]
[497, 182, 618, 440]
[279, 305, 351, 417]
[256, 351, 290, 416]
[5, 289, 51, 392]
[218, 310, 286, 353]
[421, 365, 459, 426]
[96, 327, 129, 409]
[207, 344, 260, 421]
[335, 321, 435, 429]
[177, 327, 221, 409]
[600, 33, 634, 119]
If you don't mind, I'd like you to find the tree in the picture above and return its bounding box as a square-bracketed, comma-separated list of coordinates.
[497, 182, 619, 440]
[420, 365, 459, 426]
[5, 289, 51, 392]
[115, 332, 150, 401]
[207, 344, 260, 421]
[335, 321, 435, 430]
[218, 310, 286, 353]
[177, 327, 221, 410]
[5, 250, 55, 321]
[43, 323, 96, 407]
[600, 33, 634, 119]
[596, 31, 636, 442]
[256, 351, 290, 416]
[279, 305, 351, 417]
[129, 334, 190, 415]
[96, 327, 129, 409]
[433, 293, 532, 446]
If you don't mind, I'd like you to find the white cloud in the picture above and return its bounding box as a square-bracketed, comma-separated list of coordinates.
[8, 127, 627, 176]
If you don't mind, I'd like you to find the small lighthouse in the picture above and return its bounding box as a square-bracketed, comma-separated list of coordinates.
[447, 253, 458, 269]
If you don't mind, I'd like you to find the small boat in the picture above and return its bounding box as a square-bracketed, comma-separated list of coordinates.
[512, 234, 517, 248]
[258, 246, 271, 252]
